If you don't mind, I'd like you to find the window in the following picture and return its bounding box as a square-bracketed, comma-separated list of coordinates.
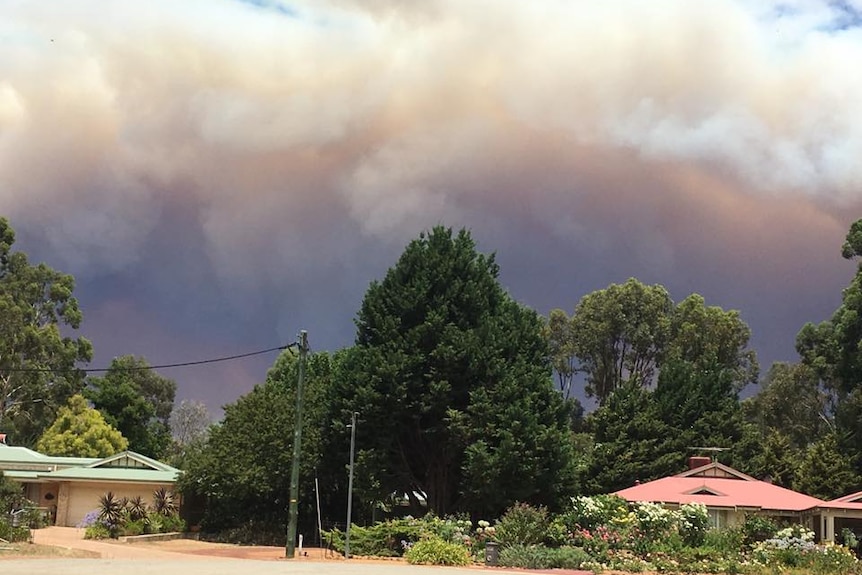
[708, 509, 727, 529]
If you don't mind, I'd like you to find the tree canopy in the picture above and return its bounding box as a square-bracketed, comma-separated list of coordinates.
[0, 218, 93, 446]
[86, 356, 176, 459]
[569, 279, 673, 402]
[178, 350, 336, 535]
[333, 226, 575, 517]
[550, 279, 757, 405]
[36, 394, 128, 457]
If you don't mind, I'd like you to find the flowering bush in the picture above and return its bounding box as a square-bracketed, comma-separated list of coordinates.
[678, 502, 709, 546]
[568, 494, 630, 531]
[77, 509, 101, 529]
[632, 501, 676, 540]
[749, 526, 851, 571]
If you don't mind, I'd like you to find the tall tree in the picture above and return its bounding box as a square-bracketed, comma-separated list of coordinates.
[170, 400, 211, 448]
[35, 394, 128, 457]
[551, 282, 757, 405]
[796, 218, 862, 477]
[793, 433, 860, 500]
[570, 278, 673, 403]
[166, 399, 212, 468]
[86, 356, 176, 459]
[745, 429, 799, 488]
[334, 227, 574, 516]
[179, 350, 335, 535]
[579, 382, 678, 494]
[545, 308, 578, 400]
[744, 362, 829, 450]
[667, 294, 758, 391]
[797, 218, 862, 398]
[0, 218, 92, 446]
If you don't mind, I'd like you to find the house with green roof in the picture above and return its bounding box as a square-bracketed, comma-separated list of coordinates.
[0, 437, 180, 526]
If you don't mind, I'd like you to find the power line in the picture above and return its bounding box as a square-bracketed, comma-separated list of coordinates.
[4, 344, 295, 374]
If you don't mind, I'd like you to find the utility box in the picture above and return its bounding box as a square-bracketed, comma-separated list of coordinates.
[484, 541, 499, 566]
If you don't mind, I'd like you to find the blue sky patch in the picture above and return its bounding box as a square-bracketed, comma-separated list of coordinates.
[235, 0, 299, 18]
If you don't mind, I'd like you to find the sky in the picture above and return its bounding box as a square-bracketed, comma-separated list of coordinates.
[2, 0, 862, 412]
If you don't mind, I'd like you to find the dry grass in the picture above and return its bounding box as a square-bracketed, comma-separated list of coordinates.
[0, 542, 99, 559]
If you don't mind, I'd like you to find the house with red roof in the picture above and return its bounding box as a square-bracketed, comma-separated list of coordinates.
[812, 490, 862, 544]
[614, 457, 862, 543]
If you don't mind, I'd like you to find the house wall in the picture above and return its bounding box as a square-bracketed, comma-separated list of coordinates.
[55, 481, 176, 527]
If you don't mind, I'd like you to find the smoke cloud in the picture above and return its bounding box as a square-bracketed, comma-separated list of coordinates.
[1, 0, 860, 407]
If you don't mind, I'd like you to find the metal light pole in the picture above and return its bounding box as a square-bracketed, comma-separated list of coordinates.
[345, 411, 358, 559]
[286, 330, 308, 558]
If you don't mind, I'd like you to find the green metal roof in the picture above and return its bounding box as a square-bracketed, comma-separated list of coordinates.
[0, 444, 99, 468]
[44, 466, 180, 483]
[0, 446, 180, 485]
[2, 470, 41, 480]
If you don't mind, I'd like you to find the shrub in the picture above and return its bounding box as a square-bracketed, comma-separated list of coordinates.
[702, 526, 744, 554]
[199, 520, 285, 546]
[498, 544, 591, 569]
[323, 515, 480, 557]
[161, 514, 186, 533]
[678, 502, 709, 546]
[563, 495, 629, 531]
[84, 523, 112, 540]
[495, 502, 549, 547]
[404, 537, 472, 566]
[19, 505, 45, 529]
[122, 520, 146, 536]
[741, 514, 778, 546]
[146, 512, 164, 534]
[0, 520, 30, 542]
[325, 519, 422, 557]
[841, 527, 859, 551]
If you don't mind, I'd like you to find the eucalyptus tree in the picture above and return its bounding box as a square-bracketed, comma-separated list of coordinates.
[795, 218, 862, 480]
[569, 278, 673, 404]
[0, 218, 92, 445]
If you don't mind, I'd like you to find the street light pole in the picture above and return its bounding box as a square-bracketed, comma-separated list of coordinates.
[286, 330, 308, 558]
[345, 411, 358, 559]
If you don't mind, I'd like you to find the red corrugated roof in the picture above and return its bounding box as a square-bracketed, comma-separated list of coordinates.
[818, 490, 862, 511]
[615, 476, 825, 512]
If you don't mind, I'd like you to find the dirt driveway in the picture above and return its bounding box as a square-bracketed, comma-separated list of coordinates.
[27, 526, 366, 561]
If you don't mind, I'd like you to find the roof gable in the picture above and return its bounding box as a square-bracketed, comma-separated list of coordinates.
[676, 461, 756, 481]
[87, 451, 177, 473]
[685, 486, 726, 496]
[830, 490, 862, 504]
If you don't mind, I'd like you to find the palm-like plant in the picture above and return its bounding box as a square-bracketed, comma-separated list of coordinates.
[152, 488, 177, 517]
[126, 496, 149, 522]
[98, 492, 124, 526]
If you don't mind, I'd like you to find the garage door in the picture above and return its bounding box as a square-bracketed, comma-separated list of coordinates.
[65, 484, 165, 527]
